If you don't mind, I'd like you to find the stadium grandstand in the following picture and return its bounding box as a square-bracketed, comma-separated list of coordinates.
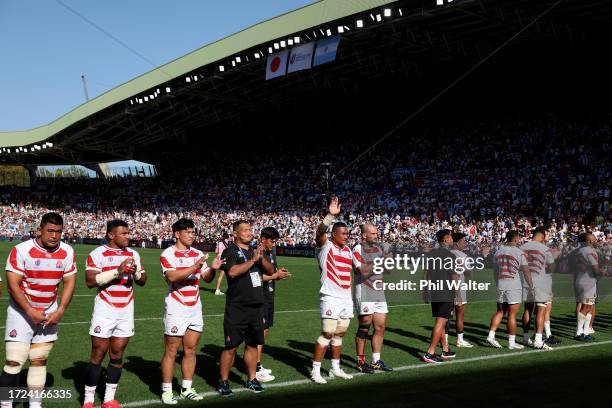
[0, 1, 611, 407]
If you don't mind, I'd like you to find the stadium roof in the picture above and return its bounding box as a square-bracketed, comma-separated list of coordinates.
[1, 0, 611, 167]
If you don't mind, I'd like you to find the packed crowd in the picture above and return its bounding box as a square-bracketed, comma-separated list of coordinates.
[0, 116, 610, 248]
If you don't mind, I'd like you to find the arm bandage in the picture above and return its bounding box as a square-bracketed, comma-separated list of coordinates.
[95, 269, 119, 286]
[322, 214, 336, 226]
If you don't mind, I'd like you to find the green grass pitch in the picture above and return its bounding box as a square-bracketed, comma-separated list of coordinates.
[0, 242, 610, 407]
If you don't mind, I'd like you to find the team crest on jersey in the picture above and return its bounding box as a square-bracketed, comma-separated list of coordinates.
[325, 309, 332, 316]
[94, 326, 101, 334]
[9, 329, 17, 338]
[109, 257, 114, 262]
[178, 259, 184, 264]
[56, 261, 63, 269]
[35, 259, 41, 266]
[171, 326, 178, 334]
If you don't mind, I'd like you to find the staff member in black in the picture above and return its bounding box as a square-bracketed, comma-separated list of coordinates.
[217, 220, 274, 396]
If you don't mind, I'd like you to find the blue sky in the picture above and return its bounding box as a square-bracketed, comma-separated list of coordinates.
[0, 0, 314, 132]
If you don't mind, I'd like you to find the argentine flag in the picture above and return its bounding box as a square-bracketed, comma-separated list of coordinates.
[313, 36, 341, 67]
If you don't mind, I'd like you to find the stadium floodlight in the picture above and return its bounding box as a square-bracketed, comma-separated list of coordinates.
[156, 88, 160, 93]
[370, 13, 375, 21]
[399, 8, 403, 16]
[356, 19, 364, 28]
[326, 28, 332, 36]
[47, 142, 53, 147]
[268, 46, 273, 53]
[166, 87, 171, 93]
[254, 52, 260, 59]
[288, 39, 293, 46]
[274, 42, 280, 49]
[280, 40, 286, 47]
[437, 0, 443, 5]
[384, 8, 391, 17]
[185, 77, 191, 83]
[6, 148, 10, 153]
[294, 36, 300, 43]
[319, 29, 325, 36]
[231, 61, 236, 67]
[150, 94, 154, 99]
[376, 14, 382, 22]
[219, 65, 225, 72]
[235, 56, 241, 63]
[193, 76, 198, 81]
[130, 100, 134, 105]
[144, 96, 149, 102]
[138, 98, 143, 103]
[337, 26, 344, 33]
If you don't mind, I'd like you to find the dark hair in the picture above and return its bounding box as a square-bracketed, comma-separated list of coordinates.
[221, 232, 230, 239]
[436, 229, 452, 243]
[332, 222, 348, 232]
[106, 219, 129, 236]
[452, 232, 466, 243]
[532, 227, 546, 237]
[506, 230, 520, 242]
[40, 212, 63, 227]
[260, 227, 280, 239]
[232, 220, 250, 231]
[172, 218, 195, 233]
[577, 232, 589, 243]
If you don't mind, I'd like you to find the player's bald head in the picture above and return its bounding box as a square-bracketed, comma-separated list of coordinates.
[360, 223, 378, 244]
[361, 223, 377, 234]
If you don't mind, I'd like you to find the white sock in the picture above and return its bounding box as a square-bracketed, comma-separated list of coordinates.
[181, 379, 192, 390]
[104, 383, 118, 403]
[523, 332, 530, 343]
[0, 401, 12, 408]
[457, 332, 464, 342]
[535, 333, 543, 343]
[583, 313, 592, 334]
[372, 353, 381, 363]
[488, 330, 496, 339]
[312, 361, 321, 374]
[576, 312, 586, 336]
[28, 401, 41, 408]
[84, 385, 97, 403]
[508, 335, 516, 347]
[162, 382, 172, 393]
[544, 321, 552, 337]
[331, 359, 340, 371]
[444, 333, 449, 345]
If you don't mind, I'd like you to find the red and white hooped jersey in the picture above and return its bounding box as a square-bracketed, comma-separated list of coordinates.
[352, 243, 384, 289]
[86, 245, 144, 308]
[160, 246, 205, 309]
[5, 239, 77, 311]
[316, 240, 353, 299]
[495, 245, 528, 290]
[520, 241, 554, 286]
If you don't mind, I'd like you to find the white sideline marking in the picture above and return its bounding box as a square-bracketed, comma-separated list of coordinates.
[118, 340, 612, 407]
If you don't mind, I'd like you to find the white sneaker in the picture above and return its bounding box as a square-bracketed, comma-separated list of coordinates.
[259, 365, 272, 375]
[508, 343, 525, 350]
[256, 370, 275, 383]
[524, 338, 534, 347]
[180, 387, 203, 401]
[534, 342, 553, 350]
[310, 370, 327, 384]
[329, 368, 353, 380]
[215, 289, 225, 296]
[587, 327, 595, 335]
[456, 339, 474, 348]
[486, 337, 502, 348]
[161, 390, 178, 405]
